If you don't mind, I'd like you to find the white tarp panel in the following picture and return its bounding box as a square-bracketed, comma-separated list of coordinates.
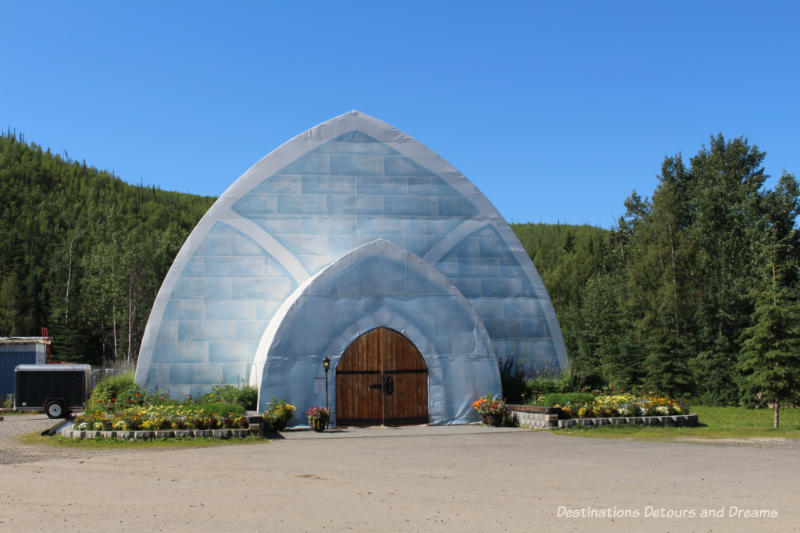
[135, 110, 569, 424]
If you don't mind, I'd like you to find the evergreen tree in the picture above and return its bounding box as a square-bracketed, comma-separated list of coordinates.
[563, 231, 575, 253]
[738, 238, 800, 428]
[738, 290, 800, 428]
[613, 136, 798, 403]
[644, 327, 694, 398]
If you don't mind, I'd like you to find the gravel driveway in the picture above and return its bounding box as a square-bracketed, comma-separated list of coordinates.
[0, 413, 80, 464]
[0, 427, 798, 532]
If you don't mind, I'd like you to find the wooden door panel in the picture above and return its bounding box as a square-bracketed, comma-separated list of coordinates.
[383, 371, 428, 425]
[381, 328, 428, 425]
[336, 328, 382, 425]
[336, 327, 428, 426]
[336, 372, 382, 425]
[381, 328, 426, 371]
[338, 329, 381, 372]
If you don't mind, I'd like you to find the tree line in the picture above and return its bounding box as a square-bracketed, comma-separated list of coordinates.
[514, 134, 800, 408]
[1, 131, 798, 409]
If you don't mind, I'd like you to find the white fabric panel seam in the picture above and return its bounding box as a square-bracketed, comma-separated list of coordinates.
[423, 216, 488, 265]
[219, 209, 308, 284]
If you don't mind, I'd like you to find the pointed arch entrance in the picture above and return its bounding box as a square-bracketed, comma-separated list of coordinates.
[336, 327, 428, 426]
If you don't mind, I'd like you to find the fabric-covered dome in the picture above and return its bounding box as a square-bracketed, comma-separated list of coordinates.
[135, 111, 568, 425]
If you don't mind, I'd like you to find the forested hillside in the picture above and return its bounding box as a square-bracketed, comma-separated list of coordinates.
[511, 222, 612, 369]
[2, 132, 798, 406]
[0, 132, 214, 366]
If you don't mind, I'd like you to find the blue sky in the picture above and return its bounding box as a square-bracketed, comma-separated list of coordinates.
[2, 2, 798, 228]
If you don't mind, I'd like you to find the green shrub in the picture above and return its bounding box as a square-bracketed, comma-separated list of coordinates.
[90, 372, 149, 409]
[530, 392, 595, 407]
[544, 371, 607, 394]
[236, 386, 258, 411]
[504, 364, 605, 401]
[201, 384, 258, 410]
[555, 372, 576, 393]
[524, 376, 559, 396]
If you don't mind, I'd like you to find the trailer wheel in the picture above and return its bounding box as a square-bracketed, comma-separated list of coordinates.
[45, 401, 65, 419]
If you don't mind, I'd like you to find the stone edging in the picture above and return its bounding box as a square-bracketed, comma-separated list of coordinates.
[61, 428, 254, 440]
[509, 407, 698, 430]
[555, 413, 698, 429]
[506, 404, 561, 414]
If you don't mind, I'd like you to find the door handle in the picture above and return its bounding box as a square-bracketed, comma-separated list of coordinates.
[383, 376, 394, 396]
[368, 383, 382, 390]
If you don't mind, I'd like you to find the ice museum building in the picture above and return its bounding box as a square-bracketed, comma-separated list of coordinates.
[135, 111, 568, 426]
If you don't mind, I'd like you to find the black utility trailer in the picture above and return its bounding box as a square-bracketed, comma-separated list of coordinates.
[14, 364, 91, 418]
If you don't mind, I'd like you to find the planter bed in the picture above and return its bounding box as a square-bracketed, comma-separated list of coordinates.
[507, 405, 698, 430]
[507, 404, 562, 415]
[60, 427, 254, 440]
[556, 413, 698, 428]
[507, 404, 560, 429]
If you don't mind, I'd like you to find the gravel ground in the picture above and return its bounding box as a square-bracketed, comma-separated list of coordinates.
[0, 428, 798, 532]
[1, 417, 800, 531]
[0, 413, 80, 465]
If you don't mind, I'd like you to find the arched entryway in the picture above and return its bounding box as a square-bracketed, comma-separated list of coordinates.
[250, 239, 502, 423]
[336, 327, 428, 426]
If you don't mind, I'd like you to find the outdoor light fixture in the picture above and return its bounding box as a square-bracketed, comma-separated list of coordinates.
[323, 357, 331, 411]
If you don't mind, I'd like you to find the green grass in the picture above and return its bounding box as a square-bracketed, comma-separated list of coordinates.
[19, 432, 270, 449]
[556, 406, 800, 441]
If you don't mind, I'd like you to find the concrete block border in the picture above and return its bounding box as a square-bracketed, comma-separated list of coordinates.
[554, 413, 698, 428]
[507, 405, 698, 430]
[60, 428, 254, 440]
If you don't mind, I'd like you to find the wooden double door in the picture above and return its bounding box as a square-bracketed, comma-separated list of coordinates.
[336, 327, 428, 426]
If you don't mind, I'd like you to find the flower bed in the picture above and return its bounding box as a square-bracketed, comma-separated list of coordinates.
[72, 402, 248, 432]
[508, 392, 694, 429]
[507, 405, 698, 430]
[530, 393, 685, 419]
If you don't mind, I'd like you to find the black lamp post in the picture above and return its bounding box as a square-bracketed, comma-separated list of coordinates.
[323, 357, 331, 411]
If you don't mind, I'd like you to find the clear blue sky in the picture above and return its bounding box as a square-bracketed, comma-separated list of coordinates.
[2, 2, 798, 228]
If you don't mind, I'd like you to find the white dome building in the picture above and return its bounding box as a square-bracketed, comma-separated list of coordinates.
[135, 111, 568, 425]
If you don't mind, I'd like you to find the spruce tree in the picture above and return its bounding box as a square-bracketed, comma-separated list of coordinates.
[738, 259, 800, 429]
[644, 327, 694, 398]
[563, 231, 575, 253]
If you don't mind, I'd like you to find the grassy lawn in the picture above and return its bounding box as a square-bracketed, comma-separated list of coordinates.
[19, 432, 270, 449]
[556, 406, 800, 441]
